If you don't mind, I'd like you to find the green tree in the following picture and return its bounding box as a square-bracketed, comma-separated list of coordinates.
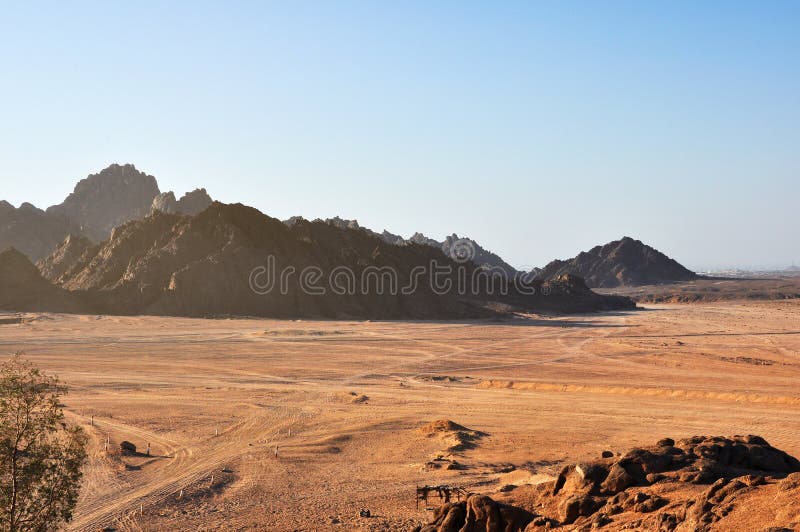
[0, 354, 87, 531]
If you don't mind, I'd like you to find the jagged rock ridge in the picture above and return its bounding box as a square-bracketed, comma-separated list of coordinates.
[151, 188, 213, 216]
[293, 217, 520, 278]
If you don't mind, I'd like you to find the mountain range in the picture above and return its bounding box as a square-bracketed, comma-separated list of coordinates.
[0, 164, 212, 261]
[1, 202, 633, 318]
[0, 163, 709, 318]
[305, 219, 698, 290]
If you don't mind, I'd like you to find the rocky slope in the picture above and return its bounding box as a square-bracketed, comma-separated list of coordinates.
[417, 435, 800, 531]
[441, 234, 518, 278]
[0, 201, 82, 261]
[36, 234, 96, 283]
[35, 203, 632, 318]
[0, 248, 87, 313]
[536, 236, 698, 288]
[407, 232, 519, 278]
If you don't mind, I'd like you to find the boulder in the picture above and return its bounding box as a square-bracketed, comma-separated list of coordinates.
[120, 441, 137, 454]
[417, 494, 534, 532]
[559, 495, 602, 524]
[601, 463, 635, 494]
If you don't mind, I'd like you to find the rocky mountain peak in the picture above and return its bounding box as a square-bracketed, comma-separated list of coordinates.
[537, 236, 698, 288]
[46, 163, 161, 241]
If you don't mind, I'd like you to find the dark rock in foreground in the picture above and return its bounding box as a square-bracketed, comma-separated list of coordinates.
[416, 435, 800, 531]
[415, 494, 535, 532]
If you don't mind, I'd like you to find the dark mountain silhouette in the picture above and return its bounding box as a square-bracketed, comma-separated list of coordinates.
[536, 236, 698, 288]
[0, 201, 82, 261]
[27, 203, 632, 318]
[0, 248, 86, 313]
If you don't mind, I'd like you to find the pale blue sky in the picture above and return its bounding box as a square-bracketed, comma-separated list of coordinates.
[1, 1, 797, 270]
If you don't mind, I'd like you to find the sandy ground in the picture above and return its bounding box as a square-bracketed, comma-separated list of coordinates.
[0, 300, 798, 531]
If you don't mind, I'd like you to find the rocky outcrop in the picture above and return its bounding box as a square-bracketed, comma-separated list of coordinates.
[408, 232, 441, 248]
[441, 234, 519, 279]
[380, 230, 406, 246]
[46, 163, 161, 241]
[419, 420, 486, 453]
[151, 188, 213, 216]
[536, 236, 698, 288]
[36, 234, 95, 282]
[416, 435, 800, 531]
[406, 233, 519, 279]
[321, 216, 364, 232]
[549, 435, 799, 500]
[415, 494, 535, 532]
[150, 192, 178, 214]
[0, 201, 82, 262]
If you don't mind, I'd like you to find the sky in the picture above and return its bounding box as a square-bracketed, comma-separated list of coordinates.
[1, 1, 798, 271]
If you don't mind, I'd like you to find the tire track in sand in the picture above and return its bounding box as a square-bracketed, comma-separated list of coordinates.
[67, 410, 295, 531]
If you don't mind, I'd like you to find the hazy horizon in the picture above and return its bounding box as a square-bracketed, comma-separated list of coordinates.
[2, 2, 798, 270]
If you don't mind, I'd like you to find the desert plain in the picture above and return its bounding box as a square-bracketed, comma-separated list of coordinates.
[1, 300, 799, 531]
